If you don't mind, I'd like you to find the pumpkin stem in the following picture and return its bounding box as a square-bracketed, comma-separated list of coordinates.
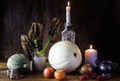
[23, 64, 29, 68]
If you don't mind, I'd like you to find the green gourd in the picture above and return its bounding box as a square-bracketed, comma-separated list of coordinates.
[7, 54, 29, 70]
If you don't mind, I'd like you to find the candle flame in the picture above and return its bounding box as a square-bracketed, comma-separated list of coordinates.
[90, 44, 92, 49]
[67, 1, 70, 6]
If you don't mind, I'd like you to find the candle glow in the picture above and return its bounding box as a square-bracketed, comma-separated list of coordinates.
[90, 44, 92, 49]
[67, 1, 70, 6]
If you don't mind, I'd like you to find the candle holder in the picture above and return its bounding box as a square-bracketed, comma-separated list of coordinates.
[61, 1, 76, 43]
[61, 23, 75, 43]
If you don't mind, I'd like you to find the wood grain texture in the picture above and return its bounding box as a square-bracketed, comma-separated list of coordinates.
[0, 62, 120, 81]
[0, 62, 7, 68]
[0, 71, 120, 81]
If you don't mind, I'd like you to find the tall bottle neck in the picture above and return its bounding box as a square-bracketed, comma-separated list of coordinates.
[64, 23, 72, 30]
[65, 23, 72, 27]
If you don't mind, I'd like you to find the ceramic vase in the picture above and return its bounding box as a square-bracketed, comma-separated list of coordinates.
[33, 54, 46, 71]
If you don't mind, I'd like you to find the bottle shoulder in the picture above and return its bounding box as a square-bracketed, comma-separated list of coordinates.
[62, 29, 75, 34]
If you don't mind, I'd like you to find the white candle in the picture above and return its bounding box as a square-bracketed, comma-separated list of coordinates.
[85, 45, 97, 67]
[66, 1, 71, 24]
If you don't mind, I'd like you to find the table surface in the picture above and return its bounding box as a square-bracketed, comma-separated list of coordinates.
[0, 71, 120, 81]
[0, 62, 120, 81]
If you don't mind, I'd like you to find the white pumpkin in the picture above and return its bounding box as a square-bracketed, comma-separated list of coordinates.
[48, 41, 82, 73]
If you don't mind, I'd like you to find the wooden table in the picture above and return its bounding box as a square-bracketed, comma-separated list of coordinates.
[0, 62, 120, 81]
[0, 71, 120, 81]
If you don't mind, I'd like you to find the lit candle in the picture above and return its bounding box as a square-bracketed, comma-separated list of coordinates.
[85, 45, 97, 67]
[66, 1, 71, 24]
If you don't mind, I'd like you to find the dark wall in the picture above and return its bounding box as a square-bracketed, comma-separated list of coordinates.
[0, 0, 120, 69]
[73, 0, 120, 61]
[0, 0, 5, 60]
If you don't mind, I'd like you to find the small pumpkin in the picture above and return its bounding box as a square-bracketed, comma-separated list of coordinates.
[7, 53, 29, 70]
[48, 41, 82, 73]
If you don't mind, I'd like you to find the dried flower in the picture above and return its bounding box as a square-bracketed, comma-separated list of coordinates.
[21, 17, 62, 60]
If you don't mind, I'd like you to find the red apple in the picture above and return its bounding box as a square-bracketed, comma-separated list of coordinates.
[43, 67, 54, 78]
[54, 70, 66, 80]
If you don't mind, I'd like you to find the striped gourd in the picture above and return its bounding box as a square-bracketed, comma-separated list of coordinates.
[7, 54, 29, 69]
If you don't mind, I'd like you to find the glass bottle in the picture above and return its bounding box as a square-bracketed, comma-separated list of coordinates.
[61, 23, 75, 43]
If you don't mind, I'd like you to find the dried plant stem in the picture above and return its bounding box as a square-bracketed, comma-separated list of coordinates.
[39, 36, 51, 54]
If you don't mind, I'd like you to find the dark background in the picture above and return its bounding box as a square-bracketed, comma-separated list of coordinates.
[0, 0, 120, 70]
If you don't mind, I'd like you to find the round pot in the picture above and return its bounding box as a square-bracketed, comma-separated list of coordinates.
[33, 55, 46, 71]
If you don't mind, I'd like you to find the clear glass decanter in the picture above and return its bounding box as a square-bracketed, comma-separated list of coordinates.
[61, 23, 75, 43]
